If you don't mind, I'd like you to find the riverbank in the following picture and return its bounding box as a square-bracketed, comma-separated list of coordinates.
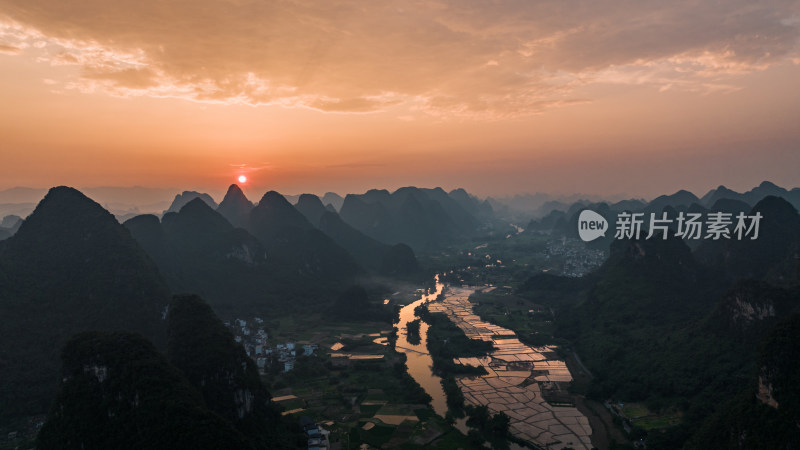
[393, 278, 449, 417]
[564, 351, 632, 449]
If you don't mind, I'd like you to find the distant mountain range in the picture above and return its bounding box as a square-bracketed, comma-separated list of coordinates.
[0, 186, 180, 224]
[4, 181, 797, 268]
[528, 181, 800, 241]
[295, 193, 419, 274]
[125, 191, 359, 315]
[0, 185, 497, 252]
[493, 181, 800, 221]
[339, 186, 492, 251]
[2, 181, 795, 234]
[0, 184, 438, 318]
[164, 190, 219, 214]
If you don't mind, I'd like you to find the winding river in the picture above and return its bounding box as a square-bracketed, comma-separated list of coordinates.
[395, 278, 590, 449]
[394, 276, 449, 417]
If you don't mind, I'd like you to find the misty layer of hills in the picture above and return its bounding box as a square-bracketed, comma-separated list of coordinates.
[0, 184, 489, 428]
[1, 181, 799, 448]
[2, 179, 797, 236]
[527, 181, 800, 248]
[489, 180, 800, 221]
[338, 187, 493, 250]
[149, 185, 494, 253]
[122, 185, 438, 314]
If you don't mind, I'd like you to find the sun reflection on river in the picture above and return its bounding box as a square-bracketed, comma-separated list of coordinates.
[394, 276, 448, 417]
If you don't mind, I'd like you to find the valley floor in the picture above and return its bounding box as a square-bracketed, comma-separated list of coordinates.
[430, 287, 593, 450]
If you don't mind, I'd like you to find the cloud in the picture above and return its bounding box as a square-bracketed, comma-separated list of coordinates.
[229, 163, 273, 174]
[0, 43, 20, 54]
[325, 162, 386, 169]
[309, 96, 403, 113]
[0, 0, 798, 118]
[81, 67, 158, 89]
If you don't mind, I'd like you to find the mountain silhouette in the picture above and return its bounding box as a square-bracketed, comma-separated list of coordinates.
[125, 199, 270, 312]
[122, 214, 168, 262]
[246, 191, 359, 280]
[694, 196, 800, 285]
[744, 181, 789, 205]
[1, 214, 22, 229]
[164, 190, 218, 214]
[646, 189, 700, 213]
[701, 185, 743, 207]
[339, 194, 393, 239]
[339, 186, 483, 250]
[700, 182, 800, 211]
[248, 191, 313, 242]
[449, 188, 493, 219]
[126, 191, 359, 314]
[216, 184, 254, 229]
[317, 211, 419, 276]
[291, 194, 419, 275]
[163, 197, 235, 242]
[294, 193, 328, 226]
[321, 192, 344, 211]
[0, 187, 170, 419]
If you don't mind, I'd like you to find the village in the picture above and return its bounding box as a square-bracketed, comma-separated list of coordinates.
[543, 237, 606, 277]
[226, 317, 318, 374]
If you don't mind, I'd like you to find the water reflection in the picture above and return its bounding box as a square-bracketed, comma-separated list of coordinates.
[394, 276, 448, 417]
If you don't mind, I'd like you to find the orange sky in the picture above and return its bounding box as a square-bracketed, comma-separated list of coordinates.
[1, 1, 799, 198]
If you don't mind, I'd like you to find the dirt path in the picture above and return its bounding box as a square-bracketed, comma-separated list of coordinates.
[564, 352, 631, 449]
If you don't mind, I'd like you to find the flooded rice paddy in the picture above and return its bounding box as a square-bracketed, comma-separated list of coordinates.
[429, 286, 593, 450]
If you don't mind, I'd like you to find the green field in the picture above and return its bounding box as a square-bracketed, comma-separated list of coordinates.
[621, 402, 682, 430]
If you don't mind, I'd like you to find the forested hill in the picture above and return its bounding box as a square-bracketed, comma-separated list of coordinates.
[37, 331, 254, 449]
[525, 195, 800, 449]
[38, 294, 303, 448]
[167, 295, 297, 448]
[0, 186, 169, 420]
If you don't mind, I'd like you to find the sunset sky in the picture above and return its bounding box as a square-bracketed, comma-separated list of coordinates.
[1, 0, 799, 199]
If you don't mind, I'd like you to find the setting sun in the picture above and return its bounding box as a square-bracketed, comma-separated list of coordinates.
[238, 175, 247, 183]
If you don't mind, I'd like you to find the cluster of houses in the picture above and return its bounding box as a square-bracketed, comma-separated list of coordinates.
[545, 237, 606, 277]
[299, 416, 331, 450]
[226, 317, 318, 373]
